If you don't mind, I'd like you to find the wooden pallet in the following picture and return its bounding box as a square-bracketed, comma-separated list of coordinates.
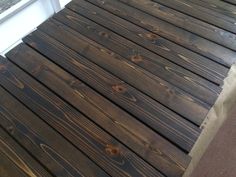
[0, 0, 236, 176]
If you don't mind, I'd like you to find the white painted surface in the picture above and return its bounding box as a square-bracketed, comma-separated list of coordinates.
[0, 0, 72, 56]
[59, 0, 71, 7]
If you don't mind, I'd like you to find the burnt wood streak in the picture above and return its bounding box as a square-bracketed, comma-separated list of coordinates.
[67, 0, 228, 86]
[66, 0, 223, 95]
[23, 29, 200, 152]
[0, 127, 53, 177]
[5, 44, 191, 177]
[0, 80, 109, 177]
[83, 0, 236, 67]
[37, 18, 210, 125]
[0, 59, 166, 177]
[153, 0, 236, 35]
[115, 0, 236, 50]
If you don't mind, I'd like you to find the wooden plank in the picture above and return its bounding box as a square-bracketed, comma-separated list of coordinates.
[24, 29, 201, 152]
[63, 1, 220, 105]
[84, 0, 236, 67]
[153, 0, 236, 35]
[114, 0, 236, 50]
[37, 18, 210, 125]
[188, 0, 236, 19]
[190, 105, 236, 177]
[4, 45, 191, 177]
[0, 151, 29, 177]
[0, 127, 52, 177]
[67, 0, 228, 86]
[0, 82, 109, 177]
[0, 59, 166, 177]
[223, 0, 236, 5]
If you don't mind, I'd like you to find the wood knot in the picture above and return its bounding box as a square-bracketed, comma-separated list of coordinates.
[130, 55, 143, 62]
[112, 84, 127, 93]
[105, 145, 120, 156]
[0, 64, 6, 71]
[29, 42, 37, 48]
[145, 33, 159, 40]
[99, 31, 109, 38]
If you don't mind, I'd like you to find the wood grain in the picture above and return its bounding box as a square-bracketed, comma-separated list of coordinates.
[223, 0, 236, 5]
[153, 0, 236, 35]
[4, 45, 191, 177]
[67, 0, 228, 86]
[84, 0, 236, 67]
[0, 127, 52, 177]
[115, 0, 236, 50]
[23, 29, 201, 152]
[0, 59, 166, 177]
[67, 0, 222, 97]
[37, 18, 210, 125]
[188, 0, 236, 19]
[0, 81, 109, 177]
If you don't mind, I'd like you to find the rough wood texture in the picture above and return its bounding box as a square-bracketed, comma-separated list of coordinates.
[37, 18, 210, 126]
[153, 0, 236, 35]
[66, 0, 222, 98]
[1, 0, 235, 176]
[0, 81, 109, 177]
[85, 0, 236, 67]
[0, 127, 53, 177]
[5, 44, 191, 177]
[67, 0, 228, 86]
[116, 0, 236, 50]
[188, 0, 236, 19]
[23, 30, 200, 152]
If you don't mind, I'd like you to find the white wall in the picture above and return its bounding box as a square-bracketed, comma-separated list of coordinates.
[0, 0, 72, 56]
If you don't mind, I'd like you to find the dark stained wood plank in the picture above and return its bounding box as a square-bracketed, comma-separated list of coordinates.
[0, 59, 166, 177]
[84, 0, 236, 67]
[37, 18, 210, 125]
[114, 0, 236, 50]
[190, 105, 236, 177]
[153, 0, 236, 35]
[188, 0, 236, 19]
[5, 43, 191, 177]
[0, 81, 110, 177]
[0, 151, 29, 177]
[24, 29, 201, 152]
[223, 0, 236, 5]
[60, 3, 220, 105]
[67, 0, 228, 86]
[0, 127, 53, 177]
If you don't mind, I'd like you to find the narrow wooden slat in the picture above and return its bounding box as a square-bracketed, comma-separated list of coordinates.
[153, 0, 236, 35]
[38, 18, 210, 125]
[0, 127, 52, 177]
[0, 152, 29, 177]
[24, 29, 200, 152]
[5, 43, 191, 177]
[61, 2, 219, 105]
[223, 0, 236, 5]
[0, 59, 166, 177]
[188, 0, 236, 19]
[67, 0, 228, 86]
[84, 0, 236, 67]
[115, 0, 236, 50]
[0, 81, 109, 177]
